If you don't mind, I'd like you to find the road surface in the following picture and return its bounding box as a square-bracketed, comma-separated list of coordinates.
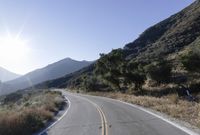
[43, 90, 193, 135]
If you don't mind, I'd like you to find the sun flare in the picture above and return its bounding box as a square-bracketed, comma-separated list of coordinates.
[0, 36, 30, 62]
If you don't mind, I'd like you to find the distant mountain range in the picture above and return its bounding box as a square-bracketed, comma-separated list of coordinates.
[0, 67, 20, 82]
[0, 58, 92, 95]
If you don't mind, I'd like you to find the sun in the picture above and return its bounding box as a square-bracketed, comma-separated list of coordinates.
[0, 36, 30, 62]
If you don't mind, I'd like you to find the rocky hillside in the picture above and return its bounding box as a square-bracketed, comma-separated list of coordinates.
[36, 1, 200, 95]
[124, 0, 200, 62]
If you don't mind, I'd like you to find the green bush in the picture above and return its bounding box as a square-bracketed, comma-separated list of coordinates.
[124, 72, 146, 91]
[145, 60, 172, 84]
[181, 50, 200, 72]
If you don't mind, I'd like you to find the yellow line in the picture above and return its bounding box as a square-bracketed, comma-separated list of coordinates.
[97, 105, 108, 135]
[96, 105, 106, 135]
[80, 96, 108, 135]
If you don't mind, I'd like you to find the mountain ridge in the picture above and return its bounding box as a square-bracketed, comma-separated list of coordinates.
[0, 67, 21, 82]
[124, 0, 200, 61]
[0, 57, 92, 95]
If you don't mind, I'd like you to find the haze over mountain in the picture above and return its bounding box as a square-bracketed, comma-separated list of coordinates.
[0, 58, 92, 95]
[35, 1, 200, 93]
[0, 67, 20, 82]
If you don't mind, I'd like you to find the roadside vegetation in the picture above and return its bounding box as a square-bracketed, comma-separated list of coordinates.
[0, 90, 65, 135]
[86, 91, 200, 129]
[67, 45, 200, 129]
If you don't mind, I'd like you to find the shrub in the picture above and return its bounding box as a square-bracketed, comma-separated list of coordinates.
[189, 83, 200, 93]
[144, 60, 172, 84]
[181, 50, 200, 72]
[124, 72, 146, 91]
[0, 90, 64, 135]
[0, 109, 48, 135]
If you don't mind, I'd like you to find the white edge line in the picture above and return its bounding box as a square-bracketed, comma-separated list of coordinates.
[117, 100, 198, 135]
[81, 94, 198, 135]
[37, 96, 71, 135]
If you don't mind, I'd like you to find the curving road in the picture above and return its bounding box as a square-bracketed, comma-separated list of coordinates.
[43, 90, 195, 135]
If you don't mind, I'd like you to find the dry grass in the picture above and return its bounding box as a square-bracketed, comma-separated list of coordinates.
[87, 91, 200, 128]
[0, 90, 65, 135]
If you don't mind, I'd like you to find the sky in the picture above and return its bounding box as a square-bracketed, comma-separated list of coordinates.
[0, 0, 195, 75]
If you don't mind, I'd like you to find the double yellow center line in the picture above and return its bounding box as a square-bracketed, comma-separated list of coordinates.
[81, 96, 108, 135]
[95, 103, 108, 135]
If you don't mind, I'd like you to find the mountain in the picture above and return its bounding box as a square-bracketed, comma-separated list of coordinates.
[33, 63, 95, 89]
[35, 1, 200, 94]
[123, 0, 200, 61]
[0, 67, 20, 82]
[0, 58, 92, 95]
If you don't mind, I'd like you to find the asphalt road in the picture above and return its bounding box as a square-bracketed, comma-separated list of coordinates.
[44, 90, 193, 135]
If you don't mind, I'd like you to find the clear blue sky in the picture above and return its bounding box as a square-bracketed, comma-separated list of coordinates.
[0, 0, 194, 74]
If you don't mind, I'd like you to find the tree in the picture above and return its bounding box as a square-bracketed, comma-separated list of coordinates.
[124, 72, 146, 91]
[94, 49, 125, 91]
[83, 77, 98, 91]
[103, 73, 121, 91]
[181, 50, 200, 72]
[144, 60, 172, 84]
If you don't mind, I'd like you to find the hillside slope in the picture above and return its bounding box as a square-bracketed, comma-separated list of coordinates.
[37, 1, 200, 94]
[124, 0, 200, 61]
